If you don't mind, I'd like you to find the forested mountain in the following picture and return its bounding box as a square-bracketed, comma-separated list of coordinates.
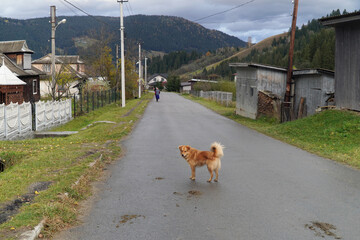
[152, 9, 356, 80]
[0, 15, 246, 59]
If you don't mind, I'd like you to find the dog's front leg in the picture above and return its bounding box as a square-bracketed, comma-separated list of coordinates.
[190, 166, 196, 181]
[207, 167, 213, 182]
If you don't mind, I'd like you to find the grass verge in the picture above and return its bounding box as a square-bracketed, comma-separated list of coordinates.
[0, 93, 152, 239]
[183, 95, 360, 169]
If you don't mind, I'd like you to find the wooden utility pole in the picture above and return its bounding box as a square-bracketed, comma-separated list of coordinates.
[284, 0, 299, 120]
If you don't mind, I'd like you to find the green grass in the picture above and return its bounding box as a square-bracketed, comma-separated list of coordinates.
[184, 94, 360, 169]
[0, 94, 152, 239]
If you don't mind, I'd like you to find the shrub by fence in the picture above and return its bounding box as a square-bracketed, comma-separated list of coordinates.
[190, 90, 233, 107]
[73, 88, 120, 117]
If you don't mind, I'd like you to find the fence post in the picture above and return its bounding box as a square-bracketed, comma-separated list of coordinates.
[92, 92, 95, 111]
[73, 94, 76, 118]
[4, 106, 7, 138]
[80, 91, 83, 114]
[87, 93, 89, 113]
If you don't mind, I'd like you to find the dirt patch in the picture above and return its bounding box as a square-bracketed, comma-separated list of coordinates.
[154, 177, 164, 180]
[305, 221, 341, 239]
[173, 192, 183, 196]
[116, 215, 145, 227]
[0, 181, 52, 225]
[188, 190, 201, 196]
[122, 100, 143, 117]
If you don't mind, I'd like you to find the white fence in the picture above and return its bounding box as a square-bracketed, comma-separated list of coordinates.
[0, 99, 72, 140]
[35, 99, 72, 131]
[0, 102, 32, 140]
[190, 90, 233, 107]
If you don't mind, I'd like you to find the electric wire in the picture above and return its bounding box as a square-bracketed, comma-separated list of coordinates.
[194, 0, 256, 22]
[61, 0, 111, 26]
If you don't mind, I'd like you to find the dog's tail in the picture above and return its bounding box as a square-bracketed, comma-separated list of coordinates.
[211, 142, 224, 158]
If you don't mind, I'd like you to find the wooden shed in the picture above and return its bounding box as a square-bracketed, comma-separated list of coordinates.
[319, 12, 360, 111]
[229, 63, 287, 119]
[0, 58, 26, 105]
[292, 69, 335, 117]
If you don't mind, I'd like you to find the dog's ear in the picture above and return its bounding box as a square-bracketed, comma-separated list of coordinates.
[178, 145, 183, 150]
[185, 146, 191, 151]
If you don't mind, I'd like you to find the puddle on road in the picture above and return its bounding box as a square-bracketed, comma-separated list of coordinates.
[305, 221, 341, 239]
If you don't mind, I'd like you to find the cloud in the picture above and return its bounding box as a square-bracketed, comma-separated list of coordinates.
[0, 0, 359, 42]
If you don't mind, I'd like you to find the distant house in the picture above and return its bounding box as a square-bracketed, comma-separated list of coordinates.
[32, 54, 87, 96]
[319, 12, 360, 111]
[180, 82, 192, 93]
[0, 40, 44, 102]
[147, 74, 168, 87]
[230, 63, 335, 120]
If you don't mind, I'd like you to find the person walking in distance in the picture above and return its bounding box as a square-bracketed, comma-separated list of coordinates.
[155, 87, 160, 102]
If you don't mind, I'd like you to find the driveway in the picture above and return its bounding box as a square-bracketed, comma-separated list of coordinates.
[55, 92, 360, 240]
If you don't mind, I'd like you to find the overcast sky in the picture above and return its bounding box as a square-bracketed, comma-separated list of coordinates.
[1, 0, 359, 43]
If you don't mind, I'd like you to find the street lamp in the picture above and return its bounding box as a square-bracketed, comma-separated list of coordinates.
[50, 6, 66, 100]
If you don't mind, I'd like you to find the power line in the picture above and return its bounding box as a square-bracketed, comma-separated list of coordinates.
[61, 0, 111, 26]
[194, 0, 256, 22]
[199, 14, 292, 25]
[127, 1, 135, 16]
[57, 0, 80, 16]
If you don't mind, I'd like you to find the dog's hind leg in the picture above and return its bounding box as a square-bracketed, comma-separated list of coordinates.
[190, 166, 196, 181]
[207, 167, 213, 182]
[214, 168, 219, 182]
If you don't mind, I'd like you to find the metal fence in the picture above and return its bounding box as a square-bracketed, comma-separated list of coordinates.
[190, 90, 233, 107]
[73, 88, 120, 117]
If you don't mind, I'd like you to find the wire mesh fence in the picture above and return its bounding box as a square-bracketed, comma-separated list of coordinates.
[73, 88, 121, 117]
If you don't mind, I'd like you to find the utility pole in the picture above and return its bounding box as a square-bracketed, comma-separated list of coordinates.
[50, 6, 66, 101]
[116, 44, 119, 89]
[144, 57, 148, 90]
[284, 0, 299, 121]
[138, 42, 142, 98]
[118, 0, 128, 107]
[50, 6, 56, 100]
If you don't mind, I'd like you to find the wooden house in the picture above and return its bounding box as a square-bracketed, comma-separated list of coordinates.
[0, 58, 26, 105]
[0, 40, 44, 102]
[319, 12, 360, 111]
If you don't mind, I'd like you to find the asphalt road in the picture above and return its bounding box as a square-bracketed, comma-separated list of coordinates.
[56, 92, 360, 240]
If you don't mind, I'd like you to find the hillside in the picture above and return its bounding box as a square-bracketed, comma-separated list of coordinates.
[0, 15, 246, 59]
[177, 32, 288, 80]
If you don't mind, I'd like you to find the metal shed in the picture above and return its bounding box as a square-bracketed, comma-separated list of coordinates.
[293, 69, 335, 117]
[319, 12, 360, 111]
[229, 63, 287, 119]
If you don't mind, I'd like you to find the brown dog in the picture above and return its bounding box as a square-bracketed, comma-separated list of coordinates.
[178, 142, 224, 182]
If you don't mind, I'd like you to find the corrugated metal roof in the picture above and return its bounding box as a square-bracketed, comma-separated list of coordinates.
[293, 68, 334, 76]
[319, 11, 360, 26]
[0, 58, 26, 86]
[0, 40, 34, 54]
[229, 62, 287, 72]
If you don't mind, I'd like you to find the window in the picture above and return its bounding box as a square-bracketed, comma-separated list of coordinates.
[33, 79, 37, 94]
[43, 64, 51, 73]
